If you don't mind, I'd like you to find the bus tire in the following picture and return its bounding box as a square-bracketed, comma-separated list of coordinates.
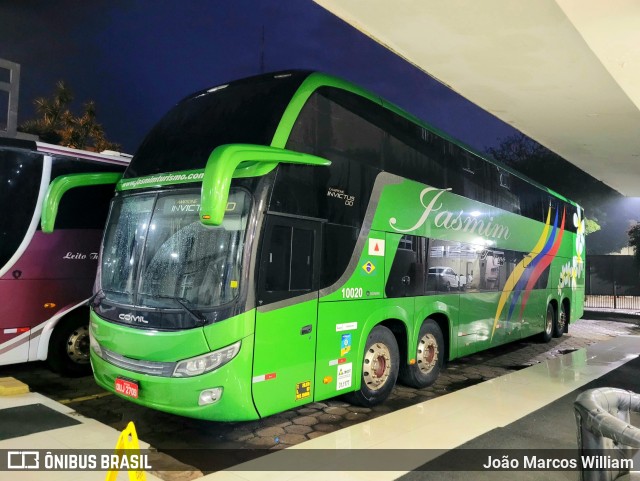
[539, 303, 555, 343]
[554, 302, 568, 338]
[345, 325, 399, 407]
[399, 319, 444, 389]
[48, 314, 92, 377]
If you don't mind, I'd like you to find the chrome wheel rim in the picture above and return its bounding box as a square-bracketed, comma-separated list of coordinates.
[417, 333, 438, 374]
[363, 342, 391, 391]
[545, 307, 554, 335]
[66, 326, 90, 364]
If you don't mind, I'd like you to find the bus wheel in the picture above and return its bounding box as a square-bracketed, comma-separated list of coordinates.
[48, 315, 92, 377]
[345, 325, 399, 407]
[539, 304, 555, 343]
[554, 302, 568, 338]
[399, 320, 444, 388]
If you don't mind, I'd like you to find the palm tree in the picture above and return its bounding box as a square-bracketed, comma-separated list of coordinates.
[19, 81, 119, 151]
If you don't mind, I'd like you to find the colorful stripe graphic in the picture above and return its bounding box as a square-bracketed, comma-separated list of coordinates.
[491, 206, 566, 340]
[517, 209, 566, 322]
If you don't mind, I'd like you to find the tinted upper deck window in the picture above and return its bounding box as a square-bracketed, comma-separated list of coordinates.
[0, 149, 42, 269]
[125, 72, 308, 179]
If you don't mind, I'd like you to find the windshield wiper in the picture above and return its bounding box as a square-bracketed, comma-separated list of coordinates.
[175, 297, 206, 325]
[90, 290, 105, 308]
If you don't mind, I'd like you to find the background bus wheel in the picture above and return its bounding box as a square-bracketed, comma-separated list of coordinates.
[554, 302, 568, 338]
[399, 319, 444, 388]
[48, 314, 92, 377]
[539, 304, 555, 343]
[344, 325, 399, 407]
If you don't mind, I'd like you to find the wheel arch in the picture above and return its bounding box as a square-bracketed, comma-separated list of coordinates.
[415, 300, 454, 361]
[547, 296, 559, 314]
[379, 318, 409, 376]
[424, 313, 451, 362]
[36, 300, 90, 361]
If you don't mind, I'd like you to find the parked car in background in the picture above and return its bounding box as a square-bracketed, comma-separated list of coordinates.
[428, 266, 467, 291]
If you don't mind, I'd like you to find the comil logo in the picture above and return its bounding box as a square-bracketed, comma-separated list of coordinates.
[7, 451, 39, 469]
[118, 313, 147, 324]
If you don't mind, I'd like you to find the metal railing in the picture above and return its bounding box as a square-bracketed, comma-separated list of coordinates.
[586, 255, 640, 311]
[585, 295, 640, 310]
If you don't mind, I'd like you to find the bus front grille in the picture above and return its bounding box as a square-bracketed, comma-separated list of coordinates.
[100, 347, 177, 377]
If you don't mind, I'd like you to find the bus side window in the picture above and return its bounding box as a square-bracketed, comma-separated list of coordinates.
[320, 223, 358, 289]
[426, 239, 465, 292]
[0, 150, 42, 268]
[258, 217, 319, 305]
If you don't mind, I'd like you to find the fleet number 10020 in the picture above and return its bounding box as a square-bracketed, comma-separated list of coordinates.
[341, 287, 363, 299]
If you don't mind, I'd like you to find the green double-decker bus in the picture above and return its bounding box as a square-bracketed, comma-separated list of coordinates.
[50, 71, 585, 421]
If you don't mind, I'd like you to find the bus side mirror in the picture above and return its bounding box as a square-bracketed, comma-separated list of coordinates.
[41, 172, 122, 233]
[200, 144, 330, 226]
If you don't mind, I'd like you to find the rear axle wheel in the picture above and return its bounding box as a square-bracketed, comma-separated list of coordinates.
[399, 319, 444, 388]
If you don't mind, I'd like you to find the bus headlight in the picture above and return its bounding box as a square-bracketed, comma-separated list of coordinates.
[173, 341, 241, 377]
[89, 323, 102, 357]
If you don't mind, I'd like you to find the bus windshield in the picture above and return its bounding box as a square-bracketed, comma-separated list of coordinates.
[99, 189, 251, 313]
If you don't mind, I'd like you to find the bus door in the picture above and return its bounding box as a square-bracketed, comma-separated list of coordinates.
[252, 215, 321, 417]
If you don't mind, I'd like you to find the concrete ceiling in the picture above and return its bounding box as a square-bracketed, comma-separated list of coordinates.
[314, 0, 640, 196]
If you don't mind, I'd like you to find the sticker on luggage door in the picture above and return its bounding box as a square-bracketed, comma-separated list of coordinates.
[296, 381, 311, 400]
[369, 239, 385, 256]
[336, 363, 352, 390]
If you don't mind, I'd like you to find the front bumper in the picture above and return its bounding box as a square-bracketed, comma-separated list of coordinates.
[90, 336, 259, 422]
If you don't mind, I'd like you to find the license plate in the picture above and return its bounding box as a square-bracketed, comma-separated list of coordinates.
[115, 377, 139, 399]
